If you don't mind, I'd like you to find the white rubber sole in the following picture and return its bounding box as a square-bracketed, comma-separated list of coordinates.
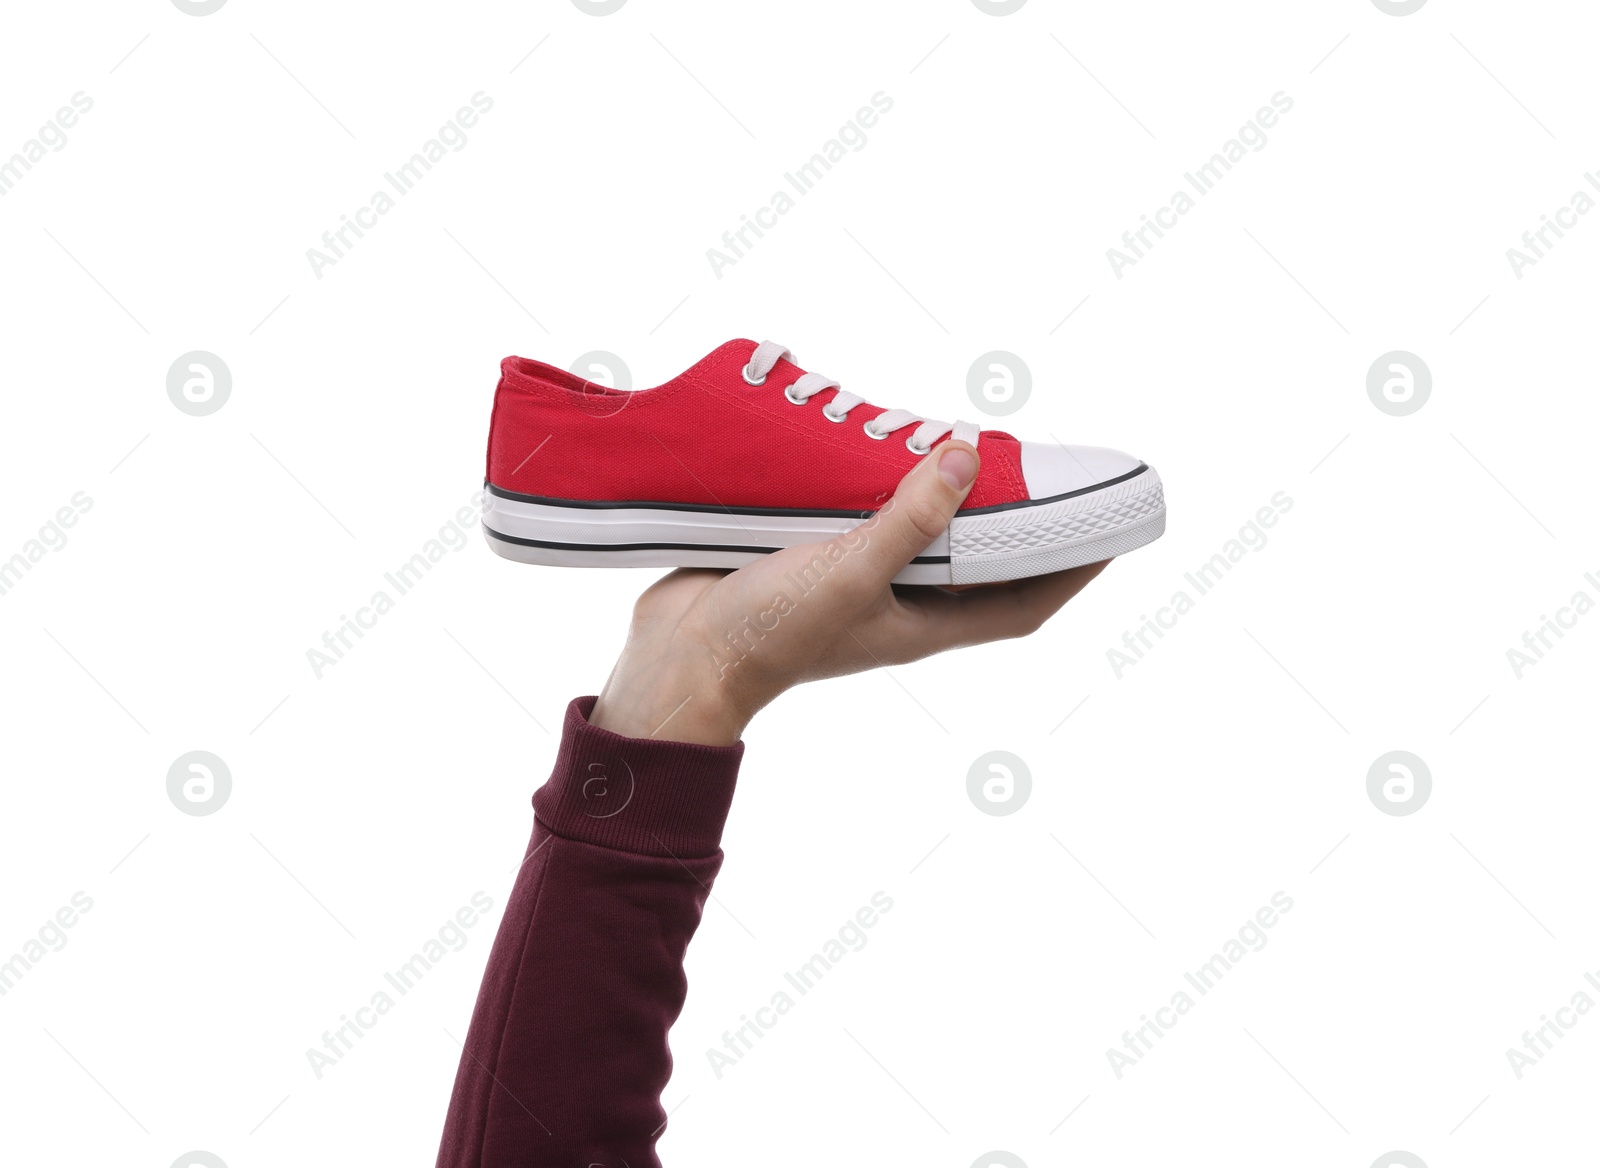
[483, 465, 1164, 585]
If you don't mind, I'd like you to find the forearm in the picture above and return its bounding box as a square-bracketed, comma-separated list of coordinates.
[436, 697, 742, 1168]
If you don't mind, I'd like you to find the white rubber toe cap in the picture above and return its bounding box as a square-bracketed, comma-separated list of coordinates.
[1018, 442, 1144, 500]
[1017, 441, 1145, 496]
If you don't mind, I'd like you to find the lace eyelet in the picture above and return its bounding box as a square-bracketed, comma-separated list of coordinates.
[822, 405, 848, 424]
[784, 385, 808, 406]
[862, 423, 888, 441]
[906, 436, 931, 456]
[741, 363, 767, 386]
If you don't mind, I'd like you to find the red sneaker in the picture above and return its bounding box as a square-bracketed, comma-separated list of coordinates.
[482, 340, 1164, 584]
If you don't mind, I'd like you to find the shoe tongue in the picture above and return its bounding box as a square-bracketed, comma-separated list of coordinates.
[670, 341, 1019, 448]
[679, 338, 799, 385]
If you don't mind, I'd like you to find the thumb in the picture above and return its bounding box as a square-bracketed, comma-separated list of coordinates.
[841, 441, 980, 587]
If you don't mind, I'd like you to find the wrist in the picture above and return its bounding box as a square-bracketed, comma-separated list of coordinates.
[589, 674, 748, 747]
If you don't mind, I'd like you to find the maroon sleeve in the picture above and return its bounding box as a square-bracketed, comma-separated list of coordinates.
[436, 696, 743, 1168]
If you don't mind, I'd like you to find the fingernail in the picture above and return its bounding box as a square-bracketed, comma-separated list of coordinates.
[937, 446, 978, 490]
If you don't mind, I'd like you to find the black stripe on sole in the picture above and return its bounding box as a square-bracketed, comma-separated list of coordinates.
[485, 463, 1149, 519]
[483, 525, 953, 565]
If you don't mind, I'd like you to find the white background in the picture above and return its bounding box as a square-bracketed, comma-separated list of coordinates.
[1, 1, 1596, 1166]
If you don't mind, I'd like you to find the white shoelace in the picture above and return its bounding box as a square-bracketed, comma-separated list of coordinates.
[742, 341, 980, 454]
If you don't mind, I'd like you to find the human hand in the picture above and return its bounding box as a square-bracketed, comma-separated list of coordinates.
[588, 442, 1109, 745]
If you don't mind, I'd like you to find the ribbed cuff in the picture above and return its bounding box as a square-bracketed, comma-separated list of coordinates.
[531, 696, 744, 859]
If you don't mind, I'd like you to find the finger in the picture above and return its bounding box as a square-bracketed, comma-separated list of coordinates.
[835, 441, 980, 593]
[892, 559, 1112, 654]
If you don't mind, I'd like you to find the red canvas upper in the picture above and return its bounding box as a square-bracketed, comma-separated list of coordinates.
[486, 340, 1031, 513]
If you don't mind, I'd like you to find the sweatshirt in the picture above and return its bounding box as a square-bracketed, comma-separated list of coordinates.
[436, 696, 744, 1168]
